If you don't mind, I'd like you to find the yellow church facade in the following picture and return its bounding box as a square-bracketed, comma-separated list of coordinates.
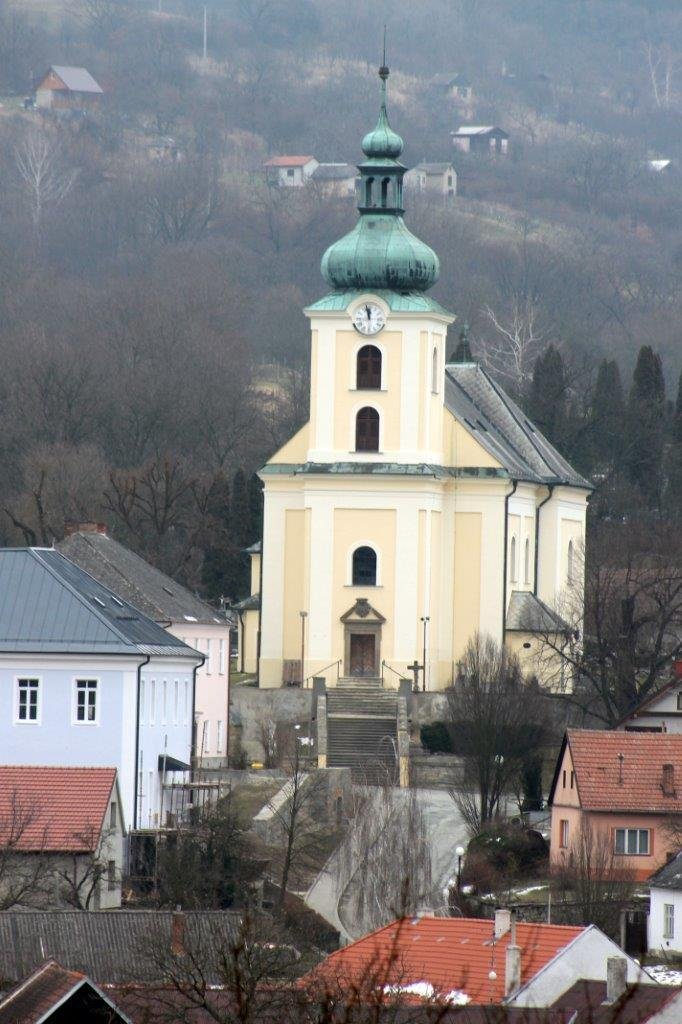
[240, 66, 590, 691]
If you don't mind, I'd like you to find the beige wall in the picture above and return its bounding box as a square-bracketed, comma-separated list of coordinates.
[452, 510, 482, 665]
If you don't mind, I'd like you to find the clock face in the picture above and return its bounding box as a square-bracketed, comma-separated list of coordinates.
[353, 303, 386, 336]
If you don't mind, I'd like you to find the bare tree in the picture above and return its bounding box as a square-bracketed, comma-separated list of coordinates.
[13, 130, 78, 238]
[0, 790, 52, 910]
[481, 299, 547, 395]
[53, 823, 117, 910]
[643, 41, 681, 109]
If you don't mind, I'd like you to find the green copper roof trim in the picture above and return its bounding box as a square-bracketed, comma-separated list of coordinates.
[261, 462, 510, 479]
[306, 290, 453, 315]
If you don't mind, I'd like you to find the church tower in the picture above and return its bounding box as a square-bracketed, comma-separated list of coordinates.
[249, 65, 591, 691]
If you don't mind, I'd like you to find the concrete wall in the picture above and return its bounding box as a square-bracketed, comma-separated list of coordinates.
[230, 687, 314, 761]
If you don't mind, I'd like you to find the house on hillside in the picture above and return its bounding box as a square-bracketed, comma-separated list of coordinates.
[616, 669, 682, 733]
[311, 163, 357, 198]
[0, 547, 202, 832]
[0, 766, 124, 911]
[57, 523, 230, 767]
[264, 156, 319, 186]
[0, 960, 131, 1024]
[431, 72, 474, 106]
[549, 730, 682, 881]
[35, 66, 103, 110]
[648, 851, 682, 955]
[300, 909, 653, 1008]
[452, 125, 509, 155]
[404, 162, 457, 197]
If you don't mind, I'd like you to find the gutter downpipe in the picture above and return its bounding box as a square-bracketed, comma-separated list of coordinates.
[191, 652, 206, 773]
[133, 654, 151, 831]
[534, 484, 555, 597]
[502, 480, 519, 642]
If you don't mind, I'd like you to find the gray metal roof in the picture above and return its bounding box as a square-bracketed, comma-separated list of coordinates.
[506, 591, 569, 633]
[0, 911, 240, 985]
[57, 532, 223, 626]
[49, 66, 103, 93]
[649, 851, 682, 890]
[0, 549, 199, 659]
[444, 363, 591, 488]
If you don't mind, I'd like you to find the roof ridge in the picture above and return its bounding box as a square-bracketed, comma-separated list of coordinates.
[28, 550, 133, 648]
[0, 959, 83, 1013]
[77, 535, 166, 621]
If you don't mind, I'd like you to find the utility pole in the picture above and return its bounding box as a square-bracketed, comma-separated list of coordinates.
[203, 5, 208, 61]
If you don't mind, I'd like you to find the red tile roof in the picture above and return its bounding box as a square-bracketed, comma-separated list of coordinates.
[301, 916, 584, 1005]
[0, 766, 116, 852]
[263, 155, 315, 167]
[561, 730, 682, 813]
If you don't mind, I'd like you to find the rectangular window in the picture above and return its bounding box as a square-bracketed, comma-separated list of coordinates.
[570, 771, 575, 789]
[150, 680, 156, 725]
[664, 903, 675, 939]
[110, 801, 117, 830]
[217, 720, 223, 753]
[162, 680, 167, 724]
[207, 639, 213, 674]
[75, 679, 98, 723]
[174, 680, 179, 724]
[219, 639, 225, 675]
[560, 819, 569, 848]
[139, 679, 145, 725]
[562, 770, 566, 788]
[184, 680, 189, 724]
[615, 828, 650, 855]
[17, 678, 40, 722]
[107, 860, 117, 891]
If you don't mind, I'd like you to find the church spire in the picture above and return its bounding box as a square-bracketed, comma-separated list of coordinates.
[450, 322, 475, 363]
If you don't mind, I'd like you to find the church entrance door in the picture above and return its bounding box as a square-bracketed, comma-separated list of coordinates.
[349, 634, 376, 676]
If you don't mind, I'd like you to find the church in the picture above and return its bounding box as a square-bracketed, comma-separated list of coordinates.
[239, 64, 590, 692]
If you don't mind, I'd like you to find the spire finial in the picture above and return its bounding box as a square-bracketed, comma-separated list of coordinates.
[379, 25, 389, 92]
[450, 321, 474, 363]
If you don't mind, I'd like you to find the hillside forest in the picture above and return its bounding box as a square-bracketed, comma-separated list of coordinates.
[0, 0, 682, 615]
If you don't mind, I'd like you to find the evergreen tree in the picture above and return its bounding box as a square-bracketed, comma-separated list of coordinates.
[665, 369, 682, 514]
[527, 344, 567, 447]
[201, 473, 231, 603]
[626, 346, 666, 507]
[247, 473, 263, 543]
[589, 359, 624, 471]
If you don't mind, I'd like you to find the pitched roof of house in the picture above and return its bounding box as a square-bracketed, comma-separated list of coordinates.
[453, 126, 507, 136]
[45, 66, 103, 93]
[264, 155, 315, 167]
[614, 677, 680, 728]
[0, 548, 200, 658]
[0, 959, 129, 1024]
[649, 849, 682, 890]
[506, 591, 568, 633]
[0, 767, 118, 853]
[551, 979, 680, 1024]
[56, 530, 223, 626]
[549, 730, 682, 812]
[301, 916, 585, 1005]
[444, 363, 590, 488]
[0, 911, 241, 985]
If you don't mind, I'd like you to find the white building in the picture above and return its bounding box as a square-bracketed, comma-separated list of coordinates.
[264, 155, 319, 186]
[649, 852, 682, 955]
[404, 162, 457, 197]
[0, 548, 202, 831]
[616, 674, 682, 733]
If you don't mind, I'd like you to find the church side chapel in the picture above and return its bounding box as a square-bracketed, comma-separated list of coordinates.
[241, 62, 590, 694]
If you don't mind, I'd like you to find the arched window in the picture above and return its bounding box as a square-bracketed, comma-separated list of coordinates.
[431, 346, 439, 394]
[381, 176, 390, 207]
[357, 345, 382, 389]
[524, 537, 530, 584]
[355, 407, 379, 452]
[567, 540, 574, 584]
[352, 546, 377, 586]
[365, 177, 374, 206]
[510, 535, 517, 583]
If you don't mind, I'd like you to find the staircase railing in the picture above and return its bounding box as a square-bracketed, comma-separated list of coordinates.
[303, 659, 341, 688]
[381, 660, 409, 685]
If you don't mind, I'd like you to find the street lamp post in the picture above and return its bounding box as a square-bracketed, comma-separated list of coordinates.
[420, 616, 430, 692]
[299, 611, 307, 687]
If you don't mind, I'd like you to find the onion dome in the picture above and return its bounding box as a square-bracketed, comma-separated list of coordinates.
[320, 64, 439, 294]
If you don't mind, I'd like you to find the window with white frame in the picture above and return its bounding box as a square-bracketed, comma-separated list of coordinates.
[219, 639, 225, 675]
[614, 827, 649, 855]
[560, 819, 569, 848]
[162, 680, 167, 724]
[150, 680, 156, 724]
[217, 720, 224, 753]
[16, 678, 40, 722]
[664, 903, 675, 939]
[206, 639, 213, 674]
[139, 679, 145, 724]
[75, 679, 98, 723]
[174, 680, 179, 724]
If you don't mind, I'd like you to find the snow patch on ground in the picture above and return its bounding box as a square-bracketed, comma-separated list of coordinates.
[646, 964, 682, 985]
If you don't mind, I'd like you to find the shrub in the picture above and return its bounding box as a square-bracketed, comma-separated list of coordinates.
[420, 721, 453, 753]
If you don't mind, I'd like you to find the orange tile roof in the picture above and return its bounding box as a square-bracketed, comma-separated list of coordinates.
[302, 916, 585, 1005]
[563, 730, 682, 813]
[0, 766, 116, 852]
[263, 155, 315, 167]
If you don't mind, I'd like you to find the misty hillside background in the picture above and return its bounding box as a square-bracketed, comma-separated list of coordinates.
[1, 0, 682, 595]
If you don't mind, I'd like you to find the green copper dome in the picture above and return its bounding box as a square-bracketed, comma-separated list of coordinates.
[320, 65, 439, 294]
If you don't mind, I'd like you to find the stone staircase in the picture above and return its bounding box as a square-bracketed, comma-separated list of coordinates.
[324, 683, 400, 784]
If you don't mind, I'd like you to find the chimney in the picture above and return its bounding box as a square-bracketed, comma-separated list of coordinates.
[494, 908, 511, 940]
[605, 957, 627, 1004]
[662, 763, 676, 797]
[64, 521, 108, 537]
[171, 909, 185, 955]
[505, 910, 521, 995]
